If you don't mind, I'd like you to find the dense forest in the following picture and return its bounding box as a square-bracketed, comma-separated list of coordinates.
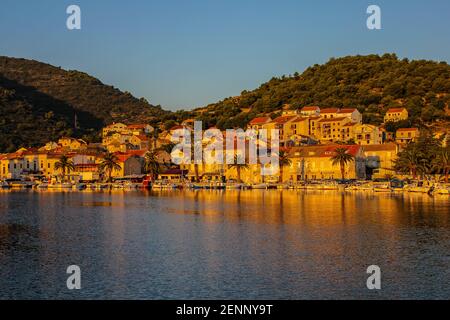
[0, 56, 168, 152]
[162, 54, 450, 130]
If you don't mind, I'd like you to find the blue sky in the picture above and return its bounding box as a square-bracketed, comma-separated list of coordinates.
[0, 0, 449, 110]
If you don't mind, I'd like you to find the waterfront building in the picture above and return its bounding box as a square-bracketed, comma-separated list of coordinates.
[363, 143, 398, 179]
[288, 145, 366, 181]
[111, 151, 146, 178]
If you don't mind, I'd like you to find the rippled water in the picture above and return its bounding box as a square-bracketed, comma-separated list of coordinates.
[0, 189, 448, 299]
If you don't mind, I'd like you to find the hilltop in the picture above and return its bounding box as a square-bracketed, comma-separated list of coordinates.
[167, 54, 450, 130]
[0, 56, 168, 152]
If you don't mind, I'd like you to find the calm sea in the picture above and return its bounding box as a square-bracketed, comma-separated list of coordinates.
[0, 189, 449, 299]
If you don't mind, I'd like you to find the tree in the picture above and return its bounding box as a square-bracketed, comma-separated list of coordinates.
[228, 155, 249, 183]
[144, 150, 162, 180]
[433, 147, 449, 183]
[394, 132, 441, 180]
[277, 150, 292, 182]
[54, 155, 75, 182]
[99, 152, 122, 182]
[160, 142, 175, 155]
[331, 148, 355, 180]
[394, 146, 420, 178]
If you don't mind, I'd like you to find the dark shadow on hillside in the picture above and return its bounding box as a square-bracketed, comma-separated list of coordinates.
[0, 75, 104, 130]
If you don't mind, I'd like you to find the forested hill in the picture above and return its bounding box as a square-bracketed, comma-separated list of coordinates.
[0, 56, 169, 152]
[182, 54, 449, 129]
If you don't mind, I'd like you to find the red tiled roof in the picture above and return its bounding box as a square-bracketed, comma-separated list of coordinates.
[301, 106, 320, 111]
[338, 108, 357, 113]
[272, 115, 297, 124]
[170, 125, 191, 131]
[249, 117, 271, 125]
[135, 135, 149, 141]
[320, 108, 340, 113]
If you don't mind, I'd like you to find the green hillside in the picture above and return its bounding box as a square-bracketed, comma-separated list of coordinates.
[0, 56, 168, 152]
[168, 54, 450, 130]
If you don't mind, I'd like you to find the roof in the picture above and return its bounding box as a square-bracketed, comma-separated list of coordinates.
[363, 143, 398, 152]
[134, 135, 149, 141]
[301, 106, 320, 112]
[160, 169, 188, 175]
[127, 124, 150, 129]
[289, 144, 362, 158]
[318, 117, 349, 123]
[170, 125, 192, 131]
[397, 128, 419, 132]
[338, 108, 358, 114]
[320, 108, 340, 114]
[387, 108, 407, 113]
[272, 115, 297, 124]
[249, 117, 271, 125]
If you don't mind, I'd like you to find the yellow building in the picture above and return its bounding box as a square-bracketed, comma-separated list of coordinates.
[342, 124, 382, 145]
[300, 106, 320, 117]
[396, 128, 419, 144]
[317, 117, 351, 143]
[363, 143, 398, 179]
[288, 145, 366, 181]
[102, 123, 129, 136]
[336, 108, 362, 124]
[58, 137, 87, 151]
[384, 108, 409, 123]
[319, 108, 340, 119]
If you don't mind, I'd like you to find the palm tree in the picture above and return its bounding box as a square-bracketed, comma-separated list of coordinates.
[277, 150, 292, 182]
[331, 148, 355, 180]
[151, 127, 160, 150]
[144, 150, 161, 180]
[433, 147, 449, 183]
[228, 155, 249, 183]
[54, 155, 75, 182]
[99, 152, 122, 182]
[394, 147, 420, 179]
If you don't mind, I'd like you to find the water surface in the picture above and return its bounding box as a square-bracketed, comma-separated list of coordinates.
[0, 190, 449, 299]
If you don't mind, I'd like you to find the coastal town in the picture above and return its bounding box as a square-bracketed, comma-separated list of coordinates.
[0, 105, 448, 193]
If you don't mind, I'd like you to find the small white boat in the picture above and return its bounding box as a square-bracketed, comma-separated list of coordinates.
[432, 184, 449, 195]
[48, 183, 73, 189]
[373, 183, 392, 192]
[405, 181, 432, 193]
[226, 182, 245, 189]
[152, 180, 180, 189]
[252, 183, 268, 189]
[36, 183, 49, 189]
[0, 180, 11, 189]
[10, 181, 34, 189]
